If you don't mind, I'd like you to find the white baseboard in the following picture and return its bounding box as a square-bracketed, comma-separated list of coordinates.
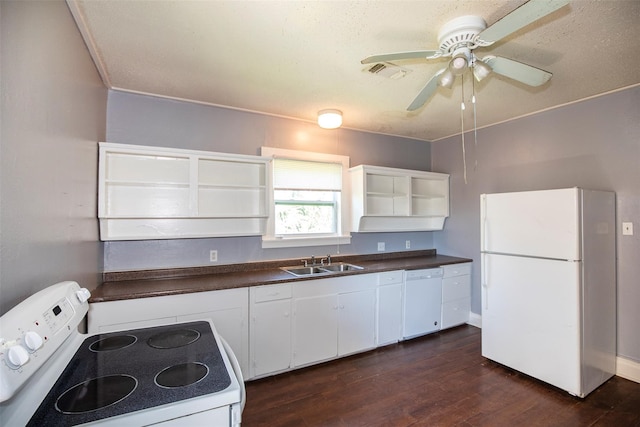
[467, 312, 482, 329]
[617, 356, 640, 384]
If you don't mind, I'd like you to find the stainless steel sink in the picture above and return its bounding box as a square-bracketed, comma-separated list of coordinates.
[281, 263, 363, 277]
[319, 263, 364, 272]
[281, 266, 329, 277]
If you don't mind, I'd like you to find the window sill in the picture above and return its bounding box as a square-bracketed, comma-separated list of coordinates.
[261, 234, 352, 249]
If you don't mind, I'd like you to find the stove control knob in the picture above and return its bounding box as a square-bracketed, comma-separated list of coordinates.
[24, 331, 44, 352]
[75, 288, 91, 304]
[6, 345, 29, 369]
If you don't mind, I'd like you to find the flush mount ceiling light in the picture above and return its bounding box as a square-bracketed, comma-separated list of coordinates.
[317, 109, 342, 129]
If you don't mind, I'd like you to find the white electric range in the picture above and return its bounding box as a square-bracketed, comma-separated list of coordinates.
[0, 281, 244, 426]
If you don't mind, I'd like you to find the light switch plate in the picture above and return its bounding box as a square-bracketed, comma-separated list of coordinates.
[622, 222, 633, 236]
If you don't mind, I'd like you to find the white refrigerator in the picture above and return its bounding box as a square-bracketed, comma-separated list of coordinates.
[480, 188, 616, 397]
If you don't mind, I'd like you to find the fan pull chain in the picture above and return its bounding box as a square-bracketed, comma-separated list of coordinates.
[472, 76, 478, 171]
[460, 74, 468, 185]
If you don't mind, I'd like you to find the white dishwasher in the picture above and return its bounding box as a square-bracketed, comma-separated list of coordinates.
[403, 268, 443, 339]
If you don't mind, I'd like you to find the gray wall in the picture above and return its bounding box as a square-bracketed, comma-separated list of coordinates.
[432, 85, 640, 362]
[0, 1, 106, 315]
[104, 91, 435, 271]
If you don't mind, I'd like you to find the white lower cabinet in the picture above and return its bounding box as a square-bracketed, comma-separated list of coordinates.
[249, 284, 292, 379]
[338, 289, 376, 356]
[87, 287, 250, 378]
[290, 274, 377, 369]
[441, 263, 472, 329]
[292, 294, 339, 367]
[88, 263, 471, 382]
[376, 271, 404, 346]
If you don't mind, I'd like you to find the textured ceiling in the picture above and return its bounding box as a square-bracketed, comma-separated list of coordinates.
[67, 0, 640, 141]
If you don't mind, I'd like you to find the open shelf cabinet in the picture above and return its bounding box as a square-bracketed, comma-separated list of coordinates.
[99, 142, 269, 240]
[350, 165, 449, 232]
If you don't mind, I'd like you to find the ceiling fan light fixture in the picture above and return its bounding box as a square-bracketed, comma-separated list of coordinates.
[317, 109, 342, 129]
[451, 56, 468, 72]
[438, 69, 455, 89]
[449, 48, 471, 75]
[473, 59, 492, 81]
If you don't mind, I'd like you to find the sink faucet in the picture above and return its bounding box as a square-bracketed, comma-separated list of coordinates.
[301, 256, 317, 267]
[321, 254, 332, 266]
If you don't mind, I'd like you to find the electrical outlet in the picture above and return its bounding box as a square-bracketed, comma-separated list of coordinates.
[406, 240, 411, 249]
[209, 250, 218, 262]
[622, 222, 633, 236]
[377, 242, 385, 252]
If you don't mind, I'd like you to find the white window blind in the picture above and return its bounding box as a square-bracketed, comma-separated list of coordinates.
[272, 158, 342, 191]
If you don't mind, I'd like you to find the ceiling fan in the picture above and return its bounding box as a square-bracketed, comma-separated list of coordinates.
[361, 0, 570, 111]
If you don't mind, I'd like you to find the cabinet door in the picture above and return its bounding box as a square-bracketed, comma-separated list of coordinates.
[178, 306, 248, 377]
[441, 263, 471, 329]
[292, 295, 338, 367]
[377, 283, 403, 346]
[251, 299, 292, 378]
[441, 298, 470, 329]
[403, 278, 442, 338]
[338, 289, 376, 356]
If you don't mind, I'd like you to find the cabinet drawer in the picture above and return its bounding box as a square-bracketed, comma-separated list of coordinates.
[443, 263, 471, 278]
[442, 275, 470, 302]
[406, 268, 442, 280]
[378, 270, 404, 285]
[253, 284, 292, 303]
[441, 298, 470, 329]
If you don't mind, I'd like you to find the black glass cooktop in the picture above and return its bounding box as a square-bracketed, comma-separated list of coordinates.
[27, 321, 231, 426]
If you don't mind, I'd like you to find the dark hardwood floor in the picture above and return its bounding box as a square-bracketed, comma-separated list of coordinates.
[242, 326, 640, 426]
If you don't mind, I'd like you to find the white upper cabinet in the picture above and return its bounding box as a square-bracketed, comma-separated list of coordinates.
[98, 142, 269, 240]
[350, 165, 450, 232]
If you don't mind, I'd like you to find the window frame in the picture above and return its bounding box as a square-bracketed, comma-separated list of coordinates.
[261, 147, 351, 249]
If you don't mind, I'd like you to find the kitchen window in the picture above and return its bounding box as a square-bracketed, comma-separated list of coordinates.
[261, 147, 351, 248]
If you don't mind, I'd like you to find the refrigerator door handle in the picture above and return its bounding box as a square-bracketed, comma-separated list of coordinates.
[481, 195, 488, 251]
[482, 252, 489, 311]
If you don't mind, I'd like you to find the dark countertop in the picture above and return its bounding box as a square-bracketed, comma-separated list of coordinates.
[90, 250, 472, 303]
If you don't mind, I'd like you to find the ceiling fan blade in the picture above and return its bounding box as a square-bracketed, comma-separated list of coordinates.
[476, 0, 569, 44]
[361, 50, 441, 64]
[483, 56, 552, 87]
[407, 68, 447, 111]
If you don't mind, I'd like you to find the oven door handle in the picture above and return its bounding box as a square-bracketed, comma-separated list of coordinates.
[219, 336, 246, 412]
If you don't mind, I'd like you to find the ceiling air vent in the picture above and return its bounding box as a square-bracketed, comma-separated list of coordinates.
[366, 62, 411, 80]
